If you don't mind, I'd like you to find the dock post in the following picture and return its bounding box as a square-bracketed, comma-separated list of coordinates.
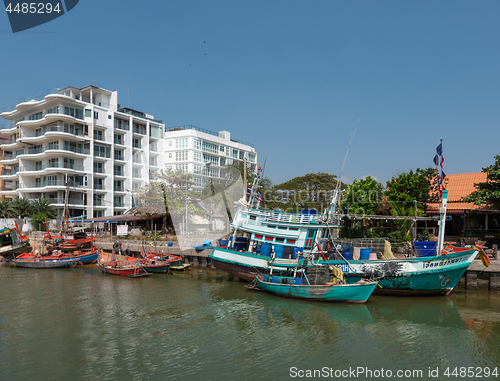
[466, 271, 478, 289]
[201, 257, 208, 268]
[490, 273, 500, 291]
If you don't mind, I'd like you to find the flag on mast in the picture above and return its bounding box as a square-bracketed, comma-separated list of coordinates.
[434, 140, 445, 197]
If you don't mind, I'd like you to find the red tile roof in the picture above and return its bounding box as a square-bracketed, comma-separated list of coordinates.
[427, 172, 488, 213]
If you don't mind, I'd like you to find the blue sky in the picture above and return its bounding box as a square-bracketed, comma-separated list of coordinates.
[1, 1, 499, 186]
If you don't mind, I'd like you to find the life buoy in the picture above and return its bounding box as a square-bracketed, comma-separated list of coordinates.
[124, 248, 132, 257]
[112, 243, 121, 252]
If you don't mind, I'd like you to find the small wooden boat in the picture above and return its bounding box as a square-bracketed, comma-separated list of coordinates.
[11, 256, 79, 268]
[15, 248, 99, 265]
[248, 275, 377, 303]
[98, 252, 151, 277]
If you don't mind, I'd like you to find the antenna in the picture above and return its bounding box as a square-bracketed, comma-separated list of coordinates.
[127, 86, 130, 108]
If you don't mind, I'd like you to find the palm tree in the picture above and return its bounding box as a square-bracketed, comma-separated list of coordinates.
[0, 199, 13, 218]
[10, 197, 33, 218]
[31, 198, 58, 219]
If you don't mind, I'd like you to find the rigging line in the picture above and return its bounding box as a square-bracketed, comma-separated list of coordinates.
[336, 118, 359, 192]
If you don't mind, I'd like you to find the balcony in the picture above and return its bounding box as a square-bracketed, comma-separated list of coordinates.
[114, 186, 124, 192]
[114, 170, 124, 177]
[22, 163, 84, 172]
[22, 180, 86, 189]
[47, 198, 85, 206]
[114, 202, 124, 208]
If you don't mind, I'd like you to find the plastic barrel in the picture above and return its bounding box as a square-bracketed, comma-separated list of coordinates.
[414, 241, 437, 257]
[261, 243, 272, 257]
[234, 237, 249, 251]
[274, 245, 284, 258]
[369, 252, 378, 260]
[360, 248, 371, 260]
[292, 247, 300, 259]
[343, 252, 353, 260]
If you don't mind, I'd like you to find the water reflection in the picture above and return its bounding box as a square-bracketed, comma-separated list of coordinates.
[1, 265, 499, 380]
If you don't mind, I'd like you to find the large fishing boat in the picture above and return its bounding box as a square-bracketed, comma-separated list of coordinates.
[209, 157, 481, 296]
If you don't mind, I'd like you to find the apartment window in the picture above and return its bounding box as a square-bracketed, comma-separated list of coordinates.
[94, 162, 104, 174]
[168, 153, 172, 159]
[194, 151, 202, 162]
[48, 158, 59, 168]
[193, 176, 202, 187]
[114, 134, 123, 145]
[203, 153, 219, 166]
[93, 194, 104, 206]
[114, 165, 123, 176]
[108, 115, 112, 119]
[64, 158, 74, 169]
[47, 175, 57, 186]
[133, 123, 146, 135]
[239, 151, 245, 160]
[220, 145, 225, 153]
[114, 149, 124, 161]
[232, 149, 239, 159]
[133, 152, 141, 164]
[150, 124, 163, 139]
[94, 178, 104, 190]
[93, 130, 104, 141]
[149, 141, 158, 152]
[249, 153, 256, 163]
[48, 141, 59, 150]
[46, 106, 59, 115]
[176, 151, 188, 161]
[177, 164, 188, 172]
[176, 138, 188, 149]
[114, 119, 129, 131]
[133, 167, 141, 178]
[202, 141, 218, 154]
[35, 161, 42, 171]
[35, 128, 42, 137]
[93, 210, 104, 218]
[149, 156, 157, 166]
[94, 144, 111, 158]
[133, 138, 141, 149]
[35, 177, 42, 187]
[168, 140, 172, 146]
[194, 164, 201, 174]
[93, 111, 99, 119]
[64, 106, 83, 119]
[114, 180, 123, 191]
[85, 109, 91, 118]
[114, 195, 123, 207]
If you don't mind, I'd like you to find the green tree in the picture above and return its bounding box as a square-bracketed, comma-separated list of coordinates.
[384, 167, 438, 208]
[10, 197, 32, 218]
[339, 176, 384, 238]
[273, 172, 341, 213]
[340, 176, 384, 216]
[462, 155, 500, 209]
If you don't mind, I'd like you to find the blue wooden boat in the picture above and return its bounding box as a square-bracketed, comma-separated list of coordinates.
[11, 257, 79, 268]
[250, 273, 377, 303]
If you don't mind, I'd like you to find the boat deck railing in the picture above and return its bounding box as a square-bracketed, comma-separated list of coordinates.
[247, 207, 324, 224]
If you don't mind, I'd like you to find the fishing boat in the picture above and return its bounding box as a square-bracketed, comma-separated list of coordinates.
[43, 216, 94, 251]
[209, 164, 480, 296]
[11, 255, 79, 268]
[0, 222, 31, 261]
[250, 274, 377, 303]
[98, 251, 151, 277]
[14, 248, 99, 265]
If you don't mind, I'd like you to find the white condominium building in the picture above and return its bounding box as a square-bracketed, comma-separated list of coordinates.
[164, 125, 257, 190]
[0, 85, 164, 219]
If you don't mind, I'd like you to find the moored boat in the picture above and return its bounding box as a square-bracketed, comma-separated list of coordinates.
[0, 223, 31, 261]
[11, 256, 79, 268]
[250, 273, 377, 303]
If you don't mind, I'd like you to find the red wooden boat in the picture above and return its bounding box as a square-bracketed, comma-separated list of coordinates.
[43, 217, 94, 251]
[98, 252, 150, 277]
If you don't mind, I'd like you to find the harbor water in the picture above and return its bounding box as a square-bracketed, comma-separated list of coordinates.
[1, 263, 500, 380]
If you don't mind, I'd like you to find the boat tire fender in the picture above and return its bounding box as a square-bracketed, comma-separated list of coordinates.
[113, 243, 121, 252]
[124, 248, 132, 257]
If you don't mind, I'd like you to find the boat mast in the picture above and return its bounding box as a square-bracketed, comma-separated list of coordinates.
[326, 119, 359, 222]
